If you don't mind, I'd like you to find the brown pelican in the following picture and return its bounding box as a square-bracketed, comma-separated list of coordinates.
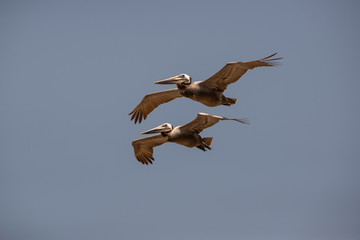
[130, 53, 282, 123]
[132, 113, 249, 165]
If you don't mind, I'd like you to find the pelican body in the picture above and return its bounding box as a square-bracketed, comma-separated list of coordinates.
[163, 125, 211, 149]
[130, 53, 282, 123]
[132, 113, 250, 165]
[175, 81, 236, 107]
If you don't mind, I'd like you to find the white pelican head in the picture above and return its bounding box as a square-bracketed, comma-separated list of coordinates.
[141, 123, 174, 135]
[154, 74, 191, 85]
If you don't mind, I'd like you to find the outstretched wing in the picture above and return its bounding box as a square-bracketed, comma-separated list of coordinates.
[179, 112, 250, 134]
[200, 53, 282, 92]
[132, 134, 168, 165]
[129, 89, 183, 124]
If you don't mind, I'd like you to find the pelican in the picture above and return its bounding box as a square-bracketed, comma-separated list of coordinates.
[132, 112, 249, 165]
[130, 53, 282, 123]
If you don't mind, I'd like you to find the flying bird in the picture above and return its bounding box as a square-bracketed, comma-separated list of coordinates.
[130, 53, 282, 123]
[132, 112, 250, 165]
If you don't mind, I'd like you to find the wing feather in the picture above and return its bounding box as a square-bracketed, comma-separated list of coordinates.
[129, 88, 183, 124]
[179, 113, 250, 134]
[132, 134, 168, 165]
[200, 53, 282, 92]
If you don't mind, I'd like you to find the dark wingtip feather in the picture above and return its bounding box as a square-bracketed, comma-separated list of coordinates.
[261, 53, 283, 66]
[263, 53, 277, 60]
[130, 112, 135, 121]
[135, 113, 139, 124]
[234, 118, 250, 124]
[267, 57, 283, 61]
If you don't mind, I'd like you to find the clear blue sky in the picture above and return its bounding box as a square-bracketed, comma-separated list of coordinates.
[1, 1, 360, 240]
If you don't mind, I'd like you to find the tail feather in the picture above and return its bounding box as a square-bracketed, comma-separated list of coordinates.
[203, 137, 213, 147]
[197, 137, 213, 151]
[226, 97, 237, 105]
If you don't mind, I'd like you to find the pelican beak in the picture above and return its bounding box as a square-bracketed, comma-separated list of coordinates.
[154, 75, 186, 84]
[141, 124, 170, 135]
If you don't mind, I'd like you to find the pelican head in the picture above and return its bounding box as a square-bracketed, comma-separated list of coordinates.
[154, 74, 191, 85]
[141, 123, 174, 135]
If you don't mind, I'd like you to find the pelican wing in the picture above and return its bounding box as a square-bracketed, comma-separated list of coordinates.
[200, 53, 282, 92]
[129, 88, 183, 124]
[180, 113, 250, 134]
[132, 134, 168, 165]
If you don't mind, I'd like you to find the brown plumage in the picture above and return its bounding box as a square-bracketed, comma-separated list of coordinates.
[131, 134, 167, 165]
[132, 113, 250, 165]
[129, 89, 182, 124]
[129, 53, 282, 123]
[199, 53, 282, 92]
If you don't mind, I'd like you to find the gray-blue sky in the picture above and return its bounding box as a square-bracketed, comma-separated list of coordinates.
[1, 0, 360, 239]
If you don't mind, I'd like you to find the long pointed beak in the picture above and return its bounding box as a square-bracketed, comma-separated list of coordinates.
[141, 125, 167, 135]
[154, 75, 184, 84]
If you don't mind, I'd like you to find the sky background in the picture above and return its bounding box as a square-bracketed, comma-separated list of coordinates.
[1, 0, 360, 239]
